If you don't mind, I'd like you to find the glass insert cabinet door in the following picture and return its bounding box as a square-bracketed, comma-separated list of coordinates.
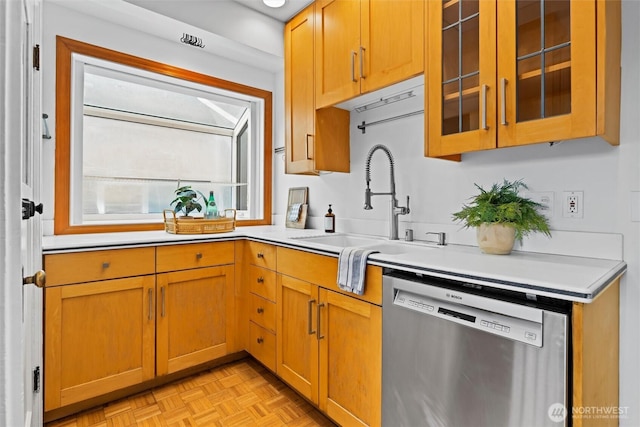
[427, 0, 597, 157]
[427, 0, 497, 157]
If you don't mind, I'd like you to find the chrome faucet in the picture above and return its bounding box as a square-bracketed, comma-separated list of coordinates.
[364, 144, 410, 240]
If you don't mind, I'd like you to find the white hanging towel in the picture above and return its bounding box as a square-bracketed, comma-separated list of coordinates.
[337, 247, 378, 295]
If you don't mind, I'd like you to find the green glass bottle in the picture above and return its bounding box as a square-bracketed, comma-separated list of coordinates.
[205, 191, 218, 219]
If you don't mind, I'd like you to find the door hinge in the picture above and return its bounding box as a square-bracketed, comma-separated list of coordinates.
[33, 44, 40, 71]
[33, 367, 40, 393]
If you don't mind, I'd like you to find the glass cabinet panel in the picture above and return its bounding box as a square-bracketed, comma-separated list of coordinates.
[440, 0, 479, 136]
[516, 0, 571, 122]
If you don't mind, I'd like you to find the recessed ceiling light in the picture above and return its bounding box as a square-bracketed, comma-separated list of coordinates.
[263, 0, 285, 7]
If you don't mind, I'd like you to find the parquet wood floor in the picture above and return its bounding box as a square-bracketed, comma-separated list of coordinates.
[45, 358, 337, 427]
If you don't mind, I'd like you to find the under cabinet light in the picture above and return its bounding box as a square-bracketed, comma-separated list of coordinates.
[355, 90, 415, 113]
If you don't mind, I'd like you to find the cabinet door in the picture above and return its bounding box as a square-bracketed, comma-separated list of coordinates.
[315, 0, 361, 108]
[497, 0, 596, 147]
[318, 289, 381, 427]
[156, 266, 235, 376]
[276, 274, 319, 404]
[426, 0, 497, 157]
[44, 276, 156, 411]
[285, 4, 317, 175]
[360, 0, 424, 94]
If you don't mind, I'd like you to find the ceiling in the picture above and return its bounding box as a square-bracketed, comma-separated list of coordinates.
[231, 0, 313, 22]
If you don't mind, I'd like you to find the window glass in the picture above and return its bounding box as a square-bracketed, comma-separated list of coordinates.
[69, 55, 264, 226]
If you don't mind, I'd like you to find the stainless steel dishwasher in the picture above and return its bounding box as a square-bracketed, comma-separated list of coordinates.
[382, 270, 571, 427]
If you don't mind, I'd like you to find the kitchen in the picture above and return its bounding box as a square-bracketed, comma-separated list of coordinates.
[0, 0, 638, 426]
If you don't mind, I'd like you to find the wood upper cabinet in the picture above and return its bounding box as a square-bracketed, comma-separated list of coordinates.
[44, 276, 156, 412]
[284, 3, 350, 174]
[426, 0, 620, 157]
[315, 0, 424, 109]
[156, 265, 235, 376]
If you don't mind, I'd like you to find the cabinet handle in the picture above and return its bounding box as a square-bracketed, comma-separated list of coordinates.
[161, 286, 166, 317]
[307, 299, 316, 335]
[257, 276, 264, 283]
[195, 252, 203, 260]
[102, 262, 110, 269]
[316, 302, 325, 340]
[257, 307, 264, 314]
[359, 46, 365, 79]
[500, 78, 508, 126]
[305, 134, 313, 160]
[257, 252, 264, 258]
[256, 337, 264, 344]
[148, 289, 153, 320]
[481, 84, 488, 130]
[351, 50, 357, 82]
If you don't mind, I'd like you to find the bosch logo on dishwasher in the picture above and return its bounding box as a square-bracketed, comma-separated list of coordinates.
[446, 292, 463, 301]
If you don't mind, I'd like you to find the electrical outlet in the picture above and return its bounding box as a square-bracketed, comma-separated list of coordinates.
[524, 191, 554, 216]
[563, 191, 583, 218]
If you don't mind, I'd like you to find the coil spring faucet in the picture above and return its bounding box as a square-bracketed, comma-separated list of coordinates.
[364, 144, 410, 240]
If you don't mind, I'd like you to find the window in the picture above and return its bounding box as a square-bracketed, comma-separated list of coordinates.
[55, 37, 272, 234]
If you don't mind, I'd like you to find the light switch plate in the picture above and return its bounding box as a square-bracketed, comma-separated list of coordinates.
[631, 191, 640, 222]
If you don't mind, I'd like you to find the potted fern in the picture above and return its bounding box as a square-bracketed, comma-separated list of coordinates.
[452, 179, 551, 254]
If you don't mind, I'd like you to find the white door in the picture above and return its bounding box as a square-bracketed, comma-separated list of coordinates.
[20, 0, 44, 425]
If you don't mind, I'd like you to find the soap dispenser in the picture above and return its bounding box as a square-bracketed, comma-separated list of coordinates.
[324, 204, 335, 233]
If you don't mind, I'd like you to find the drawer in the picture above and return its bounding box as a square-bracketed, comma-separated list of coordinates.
[245, 241, 276, 270]
[156, 241, 234, 273]
[249, 322, 276, 372]
[44, 247, 155, 286]
[248, 265, 277, 302]
[277, 247, 382, 305]
[249, 293, 276, 332]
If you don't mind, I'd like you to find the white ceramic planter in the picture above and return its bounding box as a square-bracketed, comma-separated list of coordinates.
[477, 223, 516, 255]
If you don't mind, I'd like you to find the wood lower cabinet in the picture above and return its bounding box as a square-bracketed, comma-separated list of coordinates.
[156, 265, 235, 376]
[244, 241, 278, 371]
[276, 247, 382, 427]
[44, 242, 236, 418]
[319, 288, 381, 427]
[44, 275, 156, 412]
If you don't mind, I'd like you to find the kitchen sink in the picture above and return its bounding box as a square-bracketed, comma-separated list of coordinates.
[292, 234, 385, 248]
[291, 233, 437, 256]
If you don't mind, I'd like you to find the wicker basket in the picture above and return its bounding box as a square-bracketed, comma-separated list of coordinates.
[163, 209, 236, 234]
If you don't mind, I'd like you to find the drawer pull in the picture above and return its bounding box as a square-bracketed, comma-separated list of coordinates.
[257, 307, 264, 314]
[257, 276, 264, 283]
[308, 299, 316, 335]
[195, 253, 203, 260]
[256, 337, 264, 344]
[148, 289, 153, 320]
[102, 262, 110, 269]
[257, 252, 264, 258]
[317, 302, 325, 340]
[161, 286, 166, 317]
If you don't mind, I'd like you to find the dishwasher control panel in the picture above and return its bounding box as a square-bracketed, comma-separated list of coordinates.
[394, 289, 543, 347]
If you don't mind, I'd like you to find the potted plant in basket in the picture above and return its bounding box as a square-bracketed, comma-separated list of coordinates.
[170, 185, 208, 218]
[452, 179, 551, 255]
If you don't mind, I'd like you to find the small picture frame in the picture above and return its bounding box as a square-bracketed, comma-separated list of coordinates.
[286, 187, 308, 229]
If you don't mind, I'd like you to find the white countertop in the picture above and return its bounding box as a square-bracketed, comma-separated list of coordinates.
[43, 226, 627, 303]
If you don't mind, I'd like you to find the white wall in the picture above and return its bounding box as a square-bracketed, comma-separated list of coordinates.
[275, 2, 640, 424]
[41, 1, 281, 234]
